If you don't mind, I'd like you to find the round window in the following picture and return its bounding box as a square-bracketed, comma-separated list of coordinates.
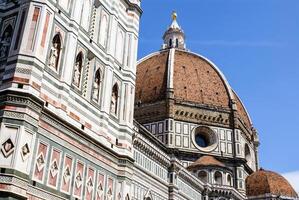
[193, 126, 218, 152]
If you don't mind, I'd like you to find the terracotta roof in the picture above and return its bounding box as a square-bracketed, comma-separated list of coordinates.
[246, 169, 298, 198]
[136, 51, 169, 103]
[187, 156, 225, 170]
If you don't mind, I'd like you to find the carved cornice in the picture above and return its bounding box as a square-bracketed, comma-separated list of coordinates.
[133, 126, 171, 167]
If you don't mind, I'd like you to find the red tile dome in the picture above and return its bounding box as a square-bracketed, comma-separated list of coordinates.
[135, 49, 252, 128]
[246, 169, 298, 198]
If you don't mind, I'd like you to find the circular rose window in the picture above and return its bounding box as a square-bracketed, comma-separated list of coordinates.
[192, 126, 218, 152]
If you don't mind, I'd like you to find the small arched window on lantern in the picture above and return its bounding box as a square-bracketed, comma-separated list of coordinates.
[92, 69, 102, 102]
[169, 39, 172, 47]
[175, 38, 179, 48]
[0, 25, 13, 59]
[110, 83, 119, 115]
[214, 171, 222, 185]
[48, 34, 62, 70]
[72, 52, 83, 88]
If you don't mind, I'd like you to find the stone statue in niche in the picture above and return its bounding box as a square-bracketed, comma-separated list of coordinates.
[110, 91, 117, 114]
[0, 30, 12, 59]
[48, 42, 59, 69]
[73, 61, 81, 87]
[92, 77, 100, 101]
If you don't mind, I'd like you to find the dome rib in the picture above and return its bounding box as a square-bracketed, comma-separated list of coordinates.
[233, 90, 253, 128]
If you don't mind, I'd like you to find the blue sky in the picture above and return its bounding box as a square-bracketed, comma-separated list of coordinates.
[137, 0, 299, 188]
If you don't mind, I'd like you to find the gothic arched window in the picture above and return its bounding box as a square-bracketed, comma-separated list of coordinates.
[92, 69, 102, 102]
[48, 34, 62, 70]
[0, 25, 13, 59]
[110, 83, 119, 115]
[81, 0, 91, 30]
[73, 52, 83, 87]
[175, 38, 179, 47]
[115, 29, 124, 63]
[198, 170, 208, 183]
[99, 13, 108, 47]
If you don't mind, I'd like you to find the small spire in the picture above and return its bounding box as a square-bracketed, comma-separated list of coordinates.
[162, 11, 186, 50]
[172, 11, 177, 21]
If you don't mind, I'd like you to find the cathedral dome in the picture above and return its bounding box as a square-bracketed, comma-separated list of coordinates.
[135, 12, 254, 133]
[136, 48, 252, 128]
[246, 169, 298, 198]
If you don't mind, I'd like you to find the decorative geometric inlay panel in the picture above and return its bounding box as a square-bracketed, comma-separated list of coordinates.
[75, 172, 83, 188]
[21, 143, 30, 161]
[50, 159, 59, 177]
[107, 188, 113, 200]
[63, 166, 71, 183]
[1, 138, 15, 158]
[36, 153, 45, 172]
[86, 177, 94, 193]
[97, 183, 104, 197]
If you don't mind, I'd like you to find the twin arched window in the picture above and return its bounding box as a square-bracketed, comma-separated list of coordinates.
[48, 34, 62, 70]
